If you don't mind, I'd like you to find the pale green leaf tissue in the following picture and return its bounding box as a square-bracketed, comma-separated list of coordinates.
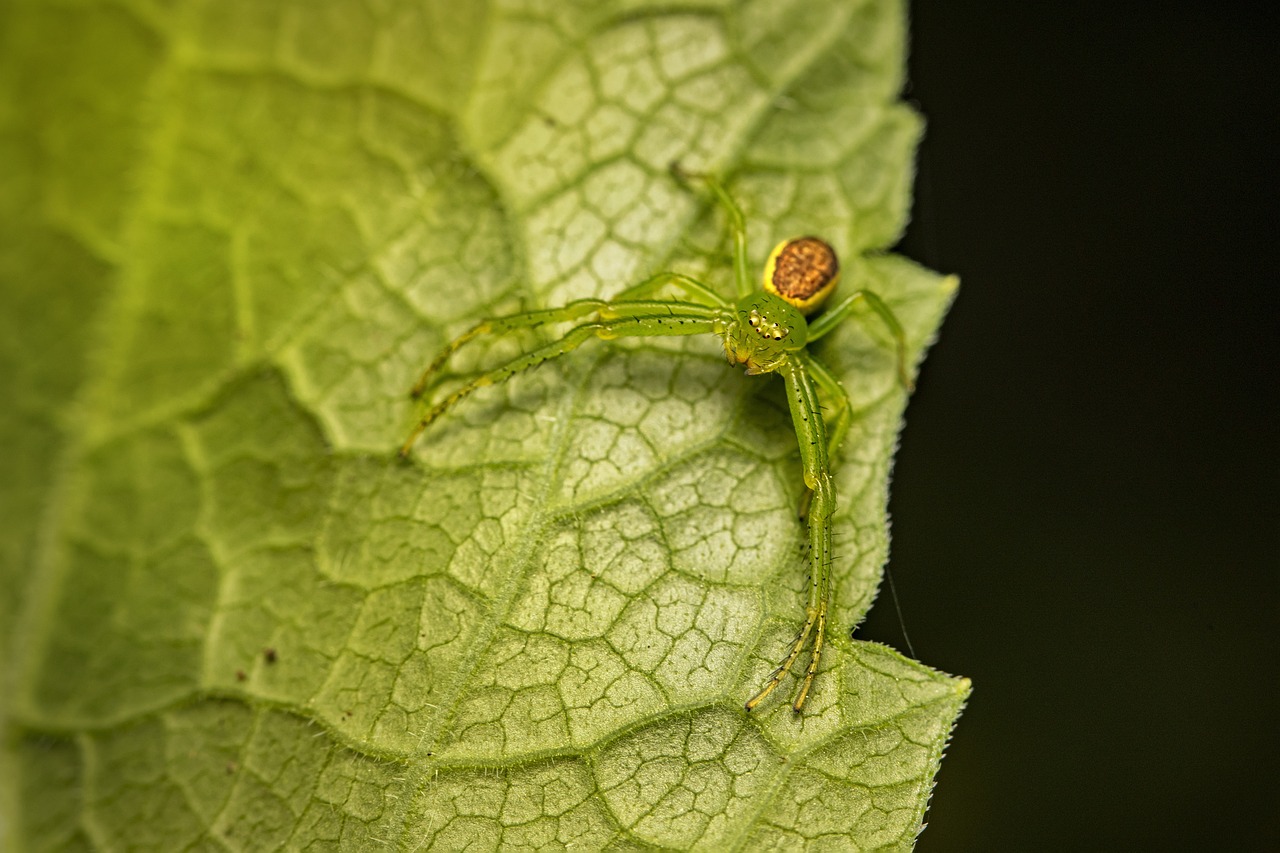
[0, 0, 968, 849]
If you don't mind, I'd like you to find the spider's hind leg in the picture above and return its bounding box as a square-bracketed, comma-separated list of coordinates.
[670, 163, 752, 299]
[807, 289, 914, 391]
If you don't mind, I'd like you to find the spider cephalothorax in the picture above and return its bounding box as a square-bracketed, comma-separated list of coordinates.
[723, 292, 807, 375]
[400, 172, 911, 713]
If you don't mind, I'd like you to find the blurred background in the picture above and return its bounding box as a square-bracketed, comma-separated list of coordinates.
[854, 1, 1276, 849]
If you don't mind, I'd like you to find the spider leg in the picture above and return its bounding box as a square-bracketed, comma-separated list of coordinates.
[807, 289, 914, 390]
[793, 355, 854, 522]
[409, 281, 727, 398]
[671, 164, 751, 298]
[410, 301, 606, 398]
[400, 308, 729, 457]
[745, 354, 835, 713]
[612, 272, 730, 307]
[805, 355, 855, 462]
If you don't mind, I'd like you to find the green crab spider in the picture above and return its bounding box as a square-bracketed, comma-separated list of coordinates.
[399, 170, 912, 713]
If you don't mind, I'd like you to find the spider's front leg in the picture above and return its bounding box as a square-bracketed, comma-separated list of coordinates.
[792, 355, 855, 523]
[408, 274, 730, 400]
[746, 353, 836, 713]
[400, 305, 730, 457]
[409, 302, 604, 399]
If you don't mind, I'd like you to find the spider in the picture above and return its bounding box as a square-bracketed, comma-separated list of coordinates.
[399, 169, 912, 713]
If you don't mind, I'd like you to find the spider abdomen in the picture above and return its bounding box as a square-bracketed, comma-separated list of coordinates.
[763, 236, 840, 315]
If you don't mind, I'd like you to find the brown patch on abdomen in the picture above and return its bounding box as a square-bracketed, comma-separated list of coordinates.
[770, 237, 839, 302]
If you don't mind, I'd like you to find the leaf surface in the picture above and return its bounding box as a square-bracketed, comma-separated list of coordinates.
[0, 0, 968, 849]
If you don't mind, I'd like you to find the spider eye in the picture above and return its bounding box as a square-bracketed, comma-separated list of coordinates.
[749, 310, 761, 327]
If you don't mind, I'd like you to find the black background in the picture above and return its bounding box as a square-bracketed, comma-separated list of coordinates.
[857, 2, 1277, 849]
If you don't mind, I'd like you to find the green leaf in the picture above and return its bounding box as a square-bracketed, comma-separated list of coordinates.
[1, 0, 969, 849]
